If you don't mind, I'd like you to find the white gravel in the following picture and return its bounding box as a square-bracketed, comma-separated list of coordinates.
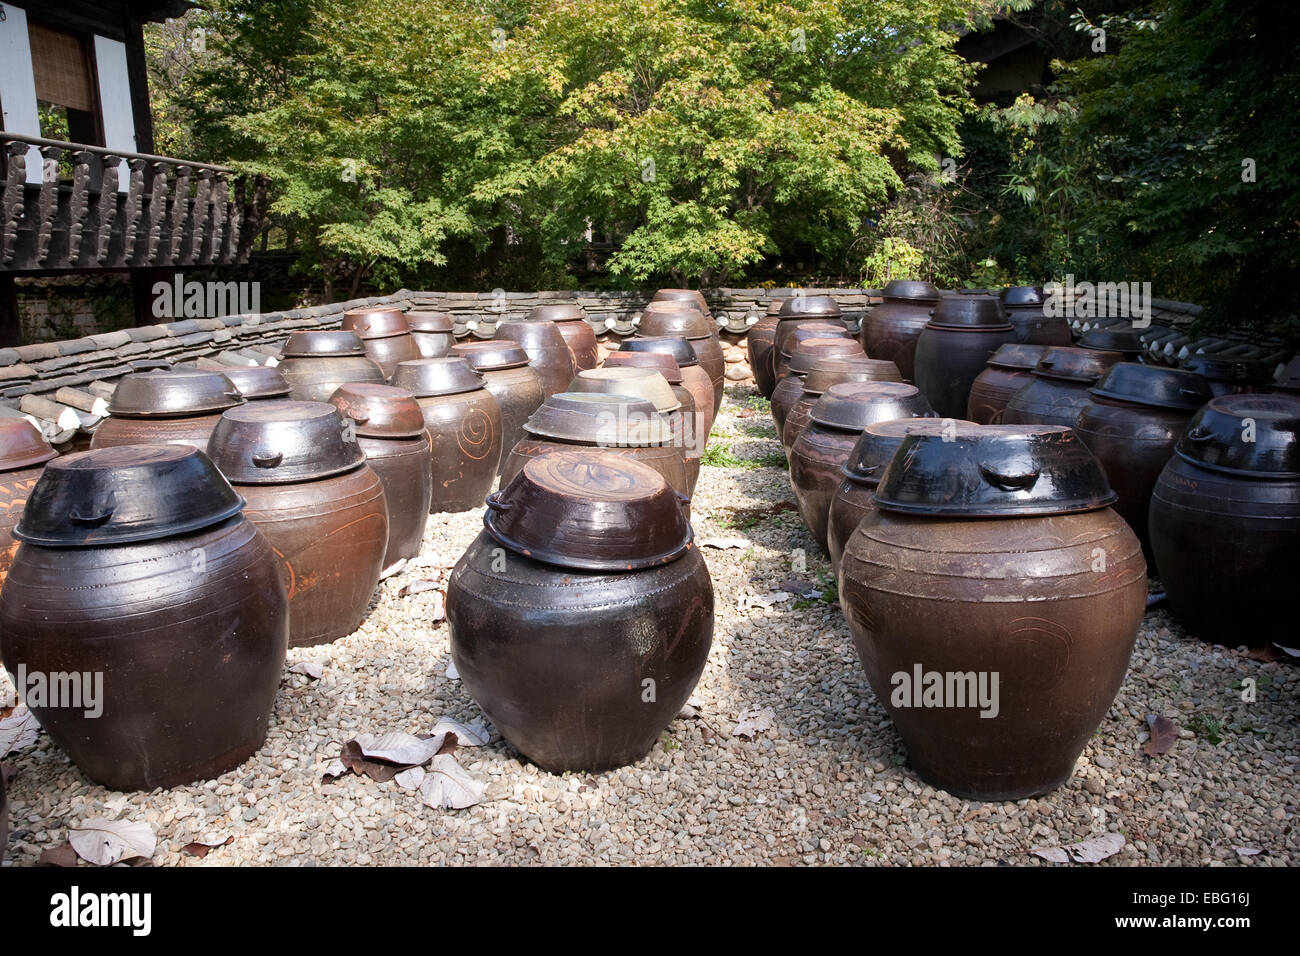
[1, 384, 1297, 866]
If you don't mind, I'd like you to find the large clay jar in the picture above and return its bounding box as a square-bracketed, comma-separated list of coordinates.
[861, 280, 940, 382]
[502, 392, 690, 518]
[1003, 347, 1124, 428]
[747, 312, 781, 398]
[0, 444, 289, 789]
[207, 402, 388, 647]
[450, 340, 545, 479]
[219, 365, 293, 402]
[328, 384, 432, 567]
[495, 319, 576, 399]
[391, 358, 503, 513]
[447, 451, 713, 772]
[341, 306, 421, 379]
[277, 330, 386, 402]
[967, 344, 1047, 424]
[773, 294, 844, 359]
[915, 295, 1017, 419]
[1079, 327, 1145, 361]
[827, 418, 967, 577]
[567, 367, 697, 493]
[771, 338, 867, 439]
[528, 304, 599, 371]
[602, 352, 703, 493]
[407, 312, 455, 358]
[0, 420, 57, 587]
[775, 322, 854, 382]
[839, 425, 1146, 800]
[639, 304, 725, 414]
[782, 356, 905, 452]
[790, 383, 935, 555]
[1074, 364, 1213, 560]
[1000, 286, 1072, 346]
[651, 288, 711, 316]
[617, 336, 715, 442]
[92, 369, 244, 451]
[1149, 393, 1300, 648]
[1181, 354, 1274, 397]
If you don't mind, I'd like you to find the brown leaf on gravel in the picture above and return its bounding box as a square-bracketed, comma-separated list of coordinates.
[398, 579, 442, 598]
[183, 836, 234, 858]
[1143, 714, 1178, 757]
[1247, 644, 1286, 662]
[37, 842, 80, 867]
[339, 739, 407, 782]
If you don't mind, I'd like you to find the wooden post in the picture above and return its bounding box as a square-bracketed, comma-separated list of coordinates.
[130, 268, 168, 327]
[0, 274, 20, 347]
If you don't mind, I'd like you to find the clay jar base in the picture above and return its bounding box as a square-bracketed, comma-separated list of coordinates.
[239, 466, 388, 647]
[840, 508, 1146, 801]
[447, 531, 713, 773]
[0, 516, 288, 790]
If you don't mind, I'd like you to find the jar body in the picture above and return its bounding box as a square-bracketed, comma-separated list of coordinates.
[861, 299, 934, 382]
[554, 320, 599, 371]
[839, 508, 1146, 800]
[358, 432, 432, 565]
[361, 333, 422, 379]
[826, 477, 874, 577]
[447, 531, 713, 772]
[481, 366, 546, 480]
[0, 464, 45, 586]
[239, 465, 388, 646]
[278, 355, 386, 402]
[967, 366, 1034, 425]
[914, 326, 1017, 419]
[789, 423, 860, 556]
[1075, 397, 1195, 560]
[91, 412, 226, 451]
[415, 389, 503, 512]
[0, 515, 289, 789]
[411, 329, 454, 359]
[770, 372, 806, 439]
[1007, 310, 1072, 346]
[748, 316, 779, 398]
[670, 384, 703, 495]
[680, 366, 715, 442]
[1003, 377, 1095, 428]
[689, 336, 726, 413]
[1149, 456, 1300, 647]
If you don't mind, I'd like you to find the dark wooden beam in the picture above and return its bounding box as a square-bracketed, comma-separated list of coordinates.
[121, 5, 156, 156]
[0, 275, 22, 347]
[130, 266, 168, 326]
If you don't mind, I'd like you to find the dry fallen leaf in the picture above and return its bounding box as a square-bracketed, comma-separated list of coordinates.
[1234, 846, 1262, 857]
[287, 661, 324, 680]
[431, 718, 489, 748]
[68, 818, 157, 866]
[733, 706, 776, 738]
[398, 579, 442, 598]
[182, 836, 234, 858]
[1143, 714, 1178, 757]
[737, 591, 792, 610]
[418, 754, 486, 810]
[445, 658, 460, 680]
[0, 704, 41, 758]
[699, 536, 750, 550]
[37, 842, 80, 867]
[1067, 833, 1125, 863]
[393, 767, 426, 791]
[321, 758, 348, 781]
[353, 731, 445, 767]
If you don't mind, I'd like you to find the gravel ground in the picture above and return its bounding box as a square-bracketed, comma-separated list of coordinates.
[2, 384, 1297, 867]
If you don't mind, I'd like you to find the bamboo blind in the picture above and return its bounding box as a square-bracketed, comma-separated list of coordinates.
[29, 23, 96, 114]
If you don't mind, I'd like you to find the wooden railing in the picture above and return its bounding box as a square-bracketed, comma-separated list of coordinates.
[0, 132, 266, 273]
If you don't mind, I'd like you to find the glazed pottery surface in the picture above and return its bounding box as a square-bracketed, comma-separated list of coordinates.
[278, 331, 386, 402]
[221, 365, 292, 401]
[618, 337, 715, 441]
[860, 280, 939, 382]
[451, 341, 546, 480]
[495, 320, 577, 398]
[527, 305, 599, 371]
[639, 306, 724, 412]
[407, 312, 456, 359]
[781, 357, 906, 451]
[966, 344, 1048, 424]
[0, 444, 288, 790]
[1003, 347, 1125, 428]
[342, 307, 421, 378]
[1000, 287, 1072, 346]
[914, 297, 1016, 419]
[447, 453, 712, 772]
[747, 314, 780, 398]
[93, 369, 245, 452]
[0, 420, 57, 586]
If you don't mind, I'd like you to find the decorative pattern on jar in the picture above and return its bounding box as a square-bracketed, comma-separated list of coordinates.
[450, 340, 546, 480]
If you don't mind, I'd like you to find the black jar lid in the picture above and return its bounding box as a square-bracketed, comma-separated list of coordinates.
[1033, 347, 1124, 383]
[880, 280, 939, 302]
[390, 357, 485, 397]
[617, 335, 699, 368]
[843, 417, 971, 485]
[15, 444, 244, 547]
[1079, 327, 1145, 355]
[927, 295, 1011, 330]
[1175, 393, 1300, 478]
[108, 369, 244, 417]
[1180, 354, 1274, 388]
[1000, 285, 1046, 309]
[872, 424, 1117, 517]
[484, 450, 692, 571]
[1089, 363, 1213, 411]
[206, 401, 366, 484]
[280, 329, 367, 357]
[809, 382, 935, 431]
[778, 294, 841, 318]
[221, 365, 292, 400]
[988, 343, 1048, 371]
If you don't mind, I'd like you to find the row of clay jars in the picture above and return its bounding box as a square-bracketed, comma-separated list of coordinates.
[771, 337, 866, 438]
[616, 336, 716, 441]
[1003, 347, 1124, 428]
[747, 303, 782, 398]
[839, 425, 1145, 800]
[825, 418, 969, 576]
[206, 402, 389, 648]
[328, 384, 434, 568]
[341, 306, 422, 378]
[966, 344, 1047, 424]
[391, 358, 503, 513]
[0, 419, 58, 588]
[914, 295, 1018, 419]
[450, 340, 546, 480]
[789, 383, 935, 555]
[448, 450, 712, 772]
[774, 322, 855, 382]
[602, 350, 704, 494]
[859, 280, 939, 383]
[638, 304, 725, 414]
[501, 392, 691, 519]
[781, 356, 903, 451]
[1, 444, 289, 790]
[528, 304, 599, 371]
